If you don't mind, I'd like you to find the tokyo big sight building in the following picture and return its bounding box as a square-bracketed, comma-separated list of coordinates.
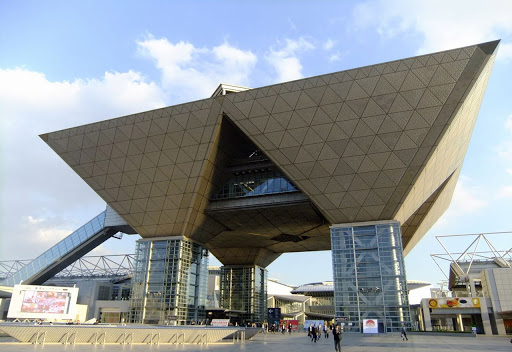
[5, 40, 499, 332]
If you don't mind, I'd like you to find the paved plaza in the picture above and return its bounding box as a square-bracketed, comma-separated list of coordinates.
[1, 332, 511, 352]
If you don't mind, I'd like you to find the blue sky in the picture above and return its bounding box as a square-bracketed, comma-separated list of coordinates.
[1, 0, 511, 287]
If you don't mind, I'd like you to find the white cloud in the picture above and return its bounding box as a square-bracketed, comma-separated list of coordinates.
[0, 35, 258, 261]
[0, 67, 166, 259]
[324, 39, 335, 50]
[329, 53, 341, 62]
[505, 114, 512, 132]
[4, 216, 74, 260]
[450, 177, 488, 214]
[265, 37, 315, 82]
[137, 36, 257, 103]
[496, 115, 512, 163]
[27, 216, 45, 224]
[436, 176, 487, 226]
[352, 0, 512, 59]
[499, 43, 512, 61]
[493, 115, 512, 199]
[497, 185, 512, 198]
[0, 68, 166, 131]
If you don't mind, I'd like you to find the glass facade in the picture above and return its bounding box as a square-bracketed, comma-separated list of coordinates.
[220, 265, 267, 323]
[2, 211, 107, 286]
[331, 221, 411, 333]
[212, 167, 298, 200]
[272, 297, 304, 316]
[129, 238, 208, 325]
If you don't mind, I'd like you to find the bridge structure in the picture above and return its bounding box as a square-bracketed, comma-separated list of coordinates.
[0, 254, 135, 283]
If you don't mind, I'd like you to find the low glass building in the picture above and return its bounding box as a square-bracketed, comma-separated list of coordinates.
[331, 221, 411, 332]
[129, 237, 208, 325]
[219, 265, 267, 323]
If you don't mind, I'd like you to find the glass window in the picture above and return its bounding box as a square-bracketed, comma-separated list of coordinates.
[211, 167, 298, 200]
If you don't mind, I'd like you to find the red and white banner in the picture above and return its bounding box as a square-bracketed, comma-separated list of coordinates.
[211, 319, 230, 327]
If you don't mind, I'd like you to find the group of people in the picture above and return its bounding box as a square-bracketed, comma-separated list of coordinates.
[308, 323, 343, 351]
[308, 323, 329, 342]
[267, 322, 293, 334]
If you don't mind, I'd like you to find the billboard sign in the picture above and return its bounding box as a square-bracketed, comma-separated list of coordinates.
[267, 308, 281, 325]
[363, 319, 378, 334]
[211, 319, 230, 327]
[280, 319, 299, 331]
[7, 285, 78, 320]
[428, 297, 480, 309]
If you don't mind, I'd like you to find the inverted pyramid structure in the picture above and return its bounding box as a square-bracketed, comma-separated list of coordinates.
[40, 40, 499, 265]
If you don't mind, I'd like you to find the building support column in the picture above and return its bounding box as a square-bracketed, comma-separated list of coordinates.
[331, 220, 411, 333]
[420, 299, 433, 331]
[219, 265, 267, 324]
[456, 314, 464, 331]
[494, 315, 506, 335]
[479, 299, 493, 335]
[129, 237, 208, 325]
[468, 276, 477, 297]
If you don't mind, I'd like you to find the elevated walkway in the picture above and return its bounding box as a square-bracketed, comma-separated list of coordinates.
[0, 206, 135, 286]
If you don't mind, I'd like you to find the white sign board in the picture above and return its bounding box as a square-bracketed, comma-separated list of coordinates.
[211, 319, 230, 327]
[7, 284, 78, 320]
[363, 319, 378, 334]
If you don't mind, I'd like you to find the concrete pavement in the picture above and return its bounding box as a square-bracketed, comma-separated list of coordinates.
[0, 331, 510, 351]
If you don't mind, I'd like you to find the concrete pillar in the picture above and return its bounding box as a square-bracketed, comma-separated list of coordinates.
[494, 316, 507, 335]
[420, 299, 432, 331]
[468, 277, 477, 297]
[479, 299, 493, 335]
[418, 307, 424, 331]
[456, 314, 464, 332]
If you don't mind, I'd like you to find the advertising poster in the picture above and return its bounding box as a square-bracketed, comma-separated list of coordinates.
[20, 290, 70, 314]
[363, 319, 378, 333]
[428, 297, 480, 309]
[7, 284, 78, 320]
[211, 319, 230, 327]
[280, 319, 299, 331]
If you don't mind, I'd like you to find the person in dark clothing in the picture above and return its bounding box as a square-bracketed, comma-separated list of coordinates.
[311, 324, 317, 342]
[401, 325, 408, 341]
[332, 325, 342, 352]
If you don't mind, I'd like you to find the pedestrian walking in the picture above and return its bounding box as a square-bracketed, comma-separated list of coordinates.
[311, 324, 317, 342]
[333, 325, 342, 352]
[401, 325, 408, 341]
